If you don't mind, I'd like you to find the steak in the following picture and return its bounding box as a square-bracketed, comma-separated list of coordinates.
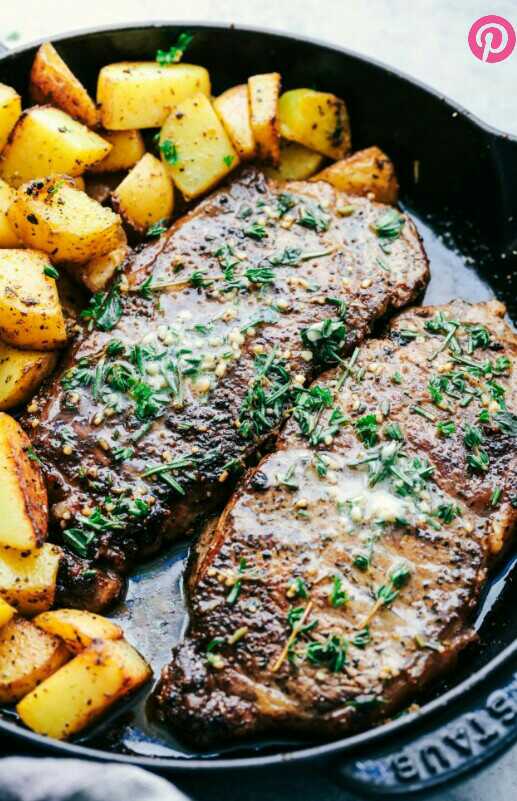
[25, 169, 428, 610]
[155, 300, 516, 746]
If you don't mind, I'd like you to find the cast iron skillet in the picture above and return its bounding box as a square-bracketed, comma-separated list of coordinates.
[0, 22, 516, 798]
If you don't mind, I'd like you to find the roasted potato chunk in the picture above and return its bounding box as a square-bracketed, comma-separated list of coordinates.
[79, 242, 128, 293]
[8, 178, 123, 263]
[35, 609, 123, 654]
[30, 42, 98, 128]
[160, 93, 238, 200]
[0, 617, 69, 703]
[214, 84, 255, 160]
[279, 88, 351, 160]
[0, 342, 57, 411]
[248, 73, 281, 165]
[0, 84, 21, 153]
[0, 413, 48, 551]
[263, 141, 325, 181]
[0, 106, 110, 187]
[0, 598, 15, 629]
[313, 146, 399, 204]
[0, 544, 61, 615]
[97, 62, 210, 130]
[0, 179, 20, 247]
[0, 249, 66, 348]
[88, 129, 145, 173]
[112, 153, 173, 234]
[17, 639, 152, 739]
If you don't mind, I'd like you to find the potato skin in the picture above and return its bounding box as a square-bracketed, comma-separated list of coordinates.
[263, 141, 324, 181]
[0, 178, 20, 247]
[312, 146, 399, 204]
[34, 609, 123, 654]
[0, 249, 67, 350]
[112, 153, 173, 234]
[214, 84, 256, 160]
[88, 129, 145, 173]
[17, 639, 152, 739]
[79, 242, 128, 293]
[0, 544, 61, 615]
[248, 73, 281, 165]
[0, 105, 110, 188]
[160, 93, 238, 200]
[0, 84, 21, 153]
[8, 178, 124, 264]
[0, 616, 69, 702]
[30, 42, 99, 128]
[279, 88, 351, 160]
[0, 413, 48, 551]
[97, 62, 211, 130]
[0, 342, 57, 411]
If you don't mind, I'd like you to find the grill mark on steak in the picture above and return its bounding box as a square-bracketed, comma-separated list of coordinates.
[154, 300, 516, 746]
[25, 169, 428, 610]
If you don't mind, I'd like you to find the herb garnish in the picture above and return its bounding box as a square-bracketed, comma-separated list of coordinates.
[373, 209, 405, 240]
[81, 281, 123, 332]
[159, 139, 180, 165]
[301, 317, 347, 365]
[156, 32, 193, 65]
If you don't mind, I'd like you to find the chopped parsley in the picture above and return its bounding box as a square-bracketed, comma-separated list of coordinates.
[147, 220, 168, 237]
[223, 154, 235, 167]
[44, 265, 59, 279]
[436, 420, 456, 437]
[355, 413, 378, 447]
[159, 139, 180, 165]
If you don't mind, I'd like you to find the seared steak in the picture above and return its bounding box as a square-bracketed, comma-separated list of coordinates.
[155, 300, 516, 746]
[25, 169, 428, 610]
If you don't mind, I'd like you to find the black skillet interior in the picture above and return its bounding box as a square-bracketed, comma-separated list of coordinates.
[0, 21, 516, 787]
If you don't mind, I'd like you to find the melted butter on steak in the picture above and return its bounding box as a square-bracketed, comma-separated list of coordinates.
[155, 300, 516, 745]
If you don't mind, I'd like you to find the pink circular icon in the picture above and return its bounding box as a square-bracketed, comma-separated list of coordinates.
[468, 15, 516, 63]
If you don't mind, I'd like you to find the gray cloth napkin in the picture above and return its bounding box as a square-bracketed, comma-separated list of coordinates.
[0, 757, 190, 801]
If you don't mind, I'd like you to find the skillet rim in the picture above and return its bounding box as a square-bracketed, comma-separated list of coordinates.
[0, 19, 515, 771]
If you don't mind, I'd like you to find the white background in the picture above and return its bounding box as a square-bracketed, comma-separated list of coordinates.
[0, 0, 516, 134]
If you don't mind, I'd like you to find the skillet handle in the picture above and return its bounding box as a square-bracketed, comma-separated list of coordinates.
[331, 656, 517, 796]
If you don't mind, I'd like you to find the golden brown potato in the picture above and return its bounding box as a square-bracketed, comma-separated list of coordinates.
[97, 62, 211, 129]
[0, 544, 61, 615]
[35, 609, 123, 654]
[112, 153, 173, 234]
[0, 598, 15, 629]
[0, 616, 69, 703]
[0, 106, 111, 187]
[0, 413, 48, 551]
[263, 141, 325, 181]
[0, 342, 57, 411]
[88, 129, 145, 173]
[0, 179, 20, 247]
[248, 73, 281, 165]
[8, 178, 123, 263]
[312, 146, 399, 204]
[160, 93, 238, 200]
[17, 638, 152, 739]
[279, 88, 351, 160]
[79, 242, 128, 293]
[0, 84, 21, 153]
[0, 249, 67, 349]
[214, 84, 256, 160]
[29, 42, 98, 128]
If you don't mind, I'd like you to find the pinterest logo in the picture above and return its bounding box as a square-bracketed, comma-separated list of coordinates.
[468, 15, 515, 62]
